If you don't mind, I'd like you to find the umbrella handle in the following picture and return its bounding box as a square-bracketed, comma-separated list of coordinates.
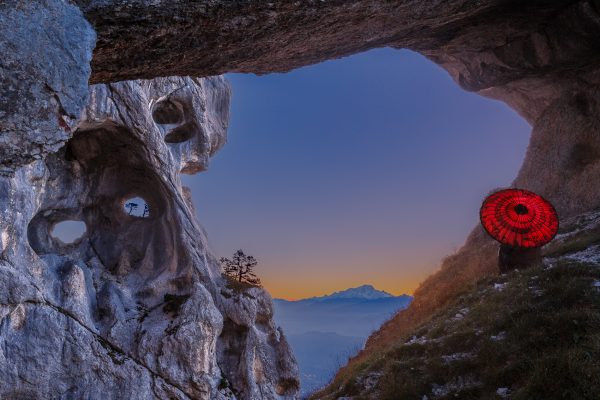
[498, 244, 541, 273]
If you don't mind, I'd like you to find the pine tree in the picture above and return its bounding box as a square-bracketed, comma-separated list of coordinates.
[125, 202, 139, 215]
[220, 250, 261, 286]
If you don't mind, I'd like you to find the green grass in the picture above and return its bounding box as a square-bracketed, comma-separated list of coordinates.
[544, 213, 600, 258]
[316, 261, 600, 399]
[544, 229, 600, 258]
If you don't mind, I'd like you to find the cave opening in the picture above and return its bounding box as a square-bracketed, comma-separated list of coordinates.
[183, 48, 531, 299]
[180, 48, 531, 396]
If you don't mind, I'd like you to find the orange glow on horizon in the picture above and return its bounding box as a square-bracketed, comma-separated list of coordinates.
[220, 241, 451, 300]
[260, 262, 435, 300]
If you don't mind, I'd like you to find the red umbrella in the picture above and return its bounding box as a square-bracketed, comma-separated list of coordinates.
[480, 188, 559, 248]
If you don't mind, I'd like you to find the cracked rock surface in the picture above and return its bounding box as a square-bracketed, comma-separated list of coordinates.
[77, 0, 600, 125]
[0, 0, 95, 174]
[0, 76, 299, 399]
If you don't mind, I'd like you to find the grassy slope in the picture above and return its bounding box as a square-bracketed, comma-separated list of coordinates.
[348, 227, 501, 368]
[313, 211, 600, 399]
[314, 261, 600, 399]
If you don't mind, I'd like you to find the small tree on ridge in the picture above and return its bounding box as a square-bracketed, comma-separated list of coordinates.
[125, 202, 138, 215]
[220, 250, 261, 286]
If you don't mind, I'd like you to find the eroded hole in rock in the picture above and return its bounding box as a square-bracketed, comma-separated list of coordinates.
[51, 220, 87, 244]
[164, 121, 199, 144]
[123, 196, 151, 218]
[152, 98, 184, 125]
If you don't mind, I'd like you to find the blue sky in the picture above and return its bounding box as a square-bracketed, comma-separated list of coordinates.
[183, 48, 530, 299]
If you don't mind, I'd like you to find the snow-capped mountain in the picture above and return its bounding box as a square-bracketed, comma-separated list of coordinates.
[306, 284, 394, 301]
[274, 286, 411, 337]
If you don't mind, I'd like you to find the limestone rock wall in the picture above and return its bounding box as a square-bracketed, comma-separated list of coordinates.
[0, 0, 95, 173]
[0, 76, 299, 399]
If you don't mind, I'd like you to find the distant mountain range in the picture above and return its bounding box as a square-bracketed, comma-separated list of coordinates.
[305, 284, 395, 302]
[273, 285, 412, 397]
[274, 284, 412, 337]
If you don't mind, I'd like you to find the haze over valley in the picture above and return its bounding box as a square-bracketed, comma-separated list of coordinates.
[273, 285, 412, 396]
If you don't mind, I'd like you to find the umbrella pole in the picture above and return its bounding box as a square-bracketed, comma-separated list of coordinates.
[498, 244, 541, 273]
